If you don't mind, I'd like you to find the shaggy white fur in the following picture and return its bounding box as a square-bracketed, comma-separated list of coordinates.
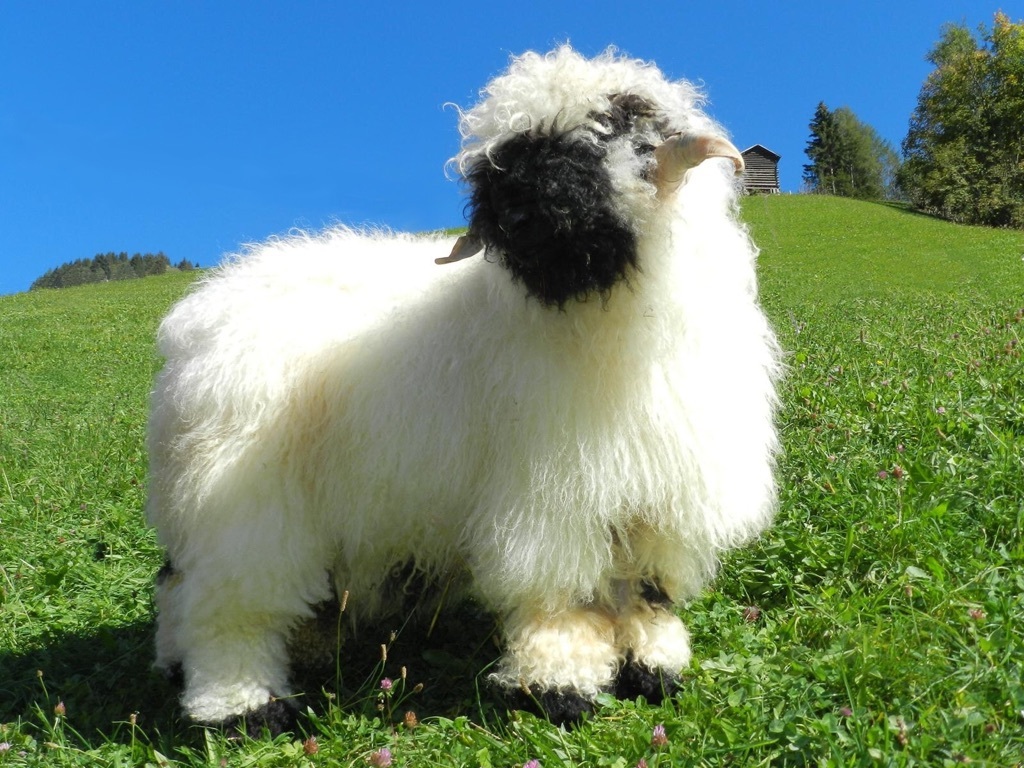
[147, 45, 781, 731]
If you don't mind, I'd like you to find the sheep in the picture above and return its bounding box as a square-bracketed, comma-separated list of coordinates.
[146, 45, 782, 735]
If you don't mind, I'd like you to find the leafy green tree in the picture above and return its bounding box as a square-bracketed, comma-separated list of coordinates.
[899, 13, 1024, 227]
[148, 252, 170, 276]
[110, 258, 136, 281]
[129, 253, 147, 278]
[804, 103, 899, 199]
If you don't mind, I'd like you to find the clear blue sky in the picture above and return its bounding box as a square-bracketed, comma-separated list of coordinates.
[0, 1, 1007, 295]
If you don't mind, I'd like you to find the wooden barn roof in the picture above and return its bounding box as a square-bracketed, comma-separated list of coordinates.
[741, 144, 781, 162]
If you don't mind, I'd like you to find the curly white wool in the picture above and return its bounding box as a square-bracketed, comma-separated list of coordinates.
[455, 46, 718, 174]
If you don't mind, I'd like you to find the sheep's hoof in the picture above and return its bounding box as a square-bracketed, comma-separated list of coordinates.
[614, 658, 680, 704]
[160, 662, 184, 688]
[503, 685, 594, 728]
[221, 697, 298, 740]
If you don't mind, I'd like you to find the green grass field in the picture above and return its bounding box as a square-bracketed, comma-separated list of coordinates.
[1, 196, 1022, 766]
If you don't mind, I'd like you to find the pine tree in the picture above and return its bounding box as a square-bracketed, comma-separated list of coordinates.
[803, 103, 841, 194]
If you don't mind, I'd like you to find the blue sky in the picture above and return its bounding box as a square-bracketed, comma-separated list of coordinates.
[0, 1, 1008, 295]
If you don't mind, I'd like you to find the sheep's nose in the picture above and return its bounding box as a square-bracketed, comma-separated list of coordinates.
[654, 134, 744, 196]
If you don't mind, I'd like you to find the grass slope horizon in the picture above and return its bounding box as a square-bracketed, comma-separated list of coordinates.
[1, 196, 1022, 766]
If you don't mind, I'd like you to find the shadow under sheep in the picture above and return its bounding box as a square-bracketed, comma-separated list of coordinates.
[0, 620, 180, 739]
[0, 599, 503, 745]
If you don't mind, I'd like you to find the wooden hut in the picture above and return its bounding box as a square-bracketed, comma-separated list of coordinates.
[741, 145, 781, 194]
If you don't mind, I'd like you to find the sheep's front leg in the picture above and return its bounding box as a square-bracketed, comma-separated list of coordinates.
[491, 605, 619, 726]
[613, 581, 691, 703]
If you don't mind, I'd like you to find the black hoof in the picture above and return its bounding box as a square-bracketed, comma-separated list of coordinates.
[503, 685, 595, 728]
[614, 658, 680, 704]
[160, 662, 185, 688]
[221, 697, 299, 739]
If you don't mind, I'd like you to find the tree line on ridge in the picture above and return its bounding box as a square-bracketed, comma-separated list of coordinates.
[31, 252, 196, 291]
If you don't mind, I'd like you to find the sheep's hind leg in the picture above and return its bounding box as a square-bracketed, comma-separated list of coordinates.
[172, 565, 323, 738]
[153, 560, 186, 685]
[492, 605, 619, 727]
[612, 581, 691, 703]
[179, 611, 301, 737]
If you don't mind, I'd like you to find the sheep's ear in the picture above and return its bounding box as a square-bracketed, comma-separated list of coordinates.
[654, 134, 744, 195]
[436, 233, 483, 265]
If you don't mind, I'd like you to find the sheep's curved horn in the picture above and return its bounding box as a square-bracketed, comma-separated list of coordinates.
[436, 233, 483, 265]
[654, 134, 744, 195]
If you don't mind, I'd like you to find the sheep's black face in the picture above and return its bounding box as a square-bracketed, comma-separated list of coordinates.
[465, 132, 636, 308]
[465, 95, 664, 308]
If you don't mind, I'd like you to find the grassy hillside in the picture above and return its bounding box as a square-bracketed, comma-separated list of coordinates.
[0, 198, 1021, 766]
[747, 196, 1024, 303]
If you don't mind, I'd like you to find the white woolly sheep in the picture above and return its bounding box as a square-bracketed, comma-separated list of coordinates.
[146, 45, 782, 734]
